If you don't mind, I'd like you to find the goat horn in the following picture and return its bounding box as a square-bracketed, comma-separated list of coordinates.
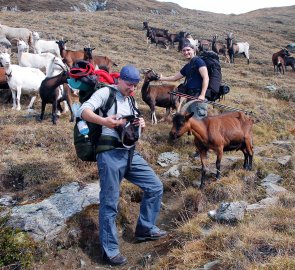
[55, 63, 66, 71]
[180, 100, 201, 113]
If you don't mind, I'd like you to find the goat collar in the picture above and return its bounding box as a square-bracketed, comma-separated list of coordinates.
[5, 70, 12, 78]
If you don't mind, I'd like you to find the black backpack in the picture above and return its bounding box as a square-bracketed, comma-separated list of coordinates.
[73, 83, 117, 162]
[198, 51, 230, 101]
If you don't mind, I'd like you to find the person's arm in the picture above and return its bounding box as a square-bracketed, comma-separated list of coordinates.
[159, 72, 183, 82]
[197, 66, 209, 100]
[81, 108, 125, 129]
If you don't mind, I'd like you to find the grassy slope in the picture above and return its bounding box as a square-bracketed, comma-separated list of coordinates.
[0, 3, 294, 269]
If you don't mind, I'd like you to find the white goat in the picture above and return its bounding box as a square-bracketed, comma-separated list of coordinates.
[226, 33, 250, 64]
[0, 52, 45, 110]
[17, 40, 55, 75]
[0, 24, 32, 47]
[32, 32, 61, 57]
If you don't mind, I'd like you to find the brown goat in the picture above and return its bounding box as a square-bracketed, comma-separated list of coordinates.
[141, 69, 181, 124]
[272, 48, 290, 74]
[56, 40, 84, 68]
[212, 34, 230, 63]
[0, 66, 8, 85]
[83, 47, 117, 72]
[170, 100, 254, 189]
[0, 66, 11, 102]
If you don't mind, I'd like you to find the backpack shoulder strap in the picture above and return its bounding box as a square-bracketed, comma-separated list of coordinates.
[128, 96, 141, 116]
[100, 87, 117, 117]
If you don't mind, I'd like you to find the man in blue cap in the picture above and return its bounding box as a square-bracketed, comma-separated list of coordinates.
[79, 65, 167, 266]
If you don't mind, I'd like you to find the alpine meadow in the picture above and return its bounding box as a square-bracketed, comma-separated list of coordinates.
[0, 0, 294, 269]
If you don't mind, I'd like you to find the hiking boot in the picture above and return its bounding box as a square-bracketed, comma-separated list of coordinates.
[103, 253, 128, 266]
[135, 229, 167, 241]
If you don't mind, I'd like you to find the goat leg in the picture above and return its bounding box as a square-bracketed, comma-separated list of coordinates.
[245, 135, 254, 170]
[39, 101, 46, 121]
[199, 151, 208, 189]
[248, 155, 253, 170]
[242, 149, 249, 169]
[11, 90, 17, 109]
[52, 100, 58, 125]
[16, 86, 21, 110]
[64, 93, 74, 122]
[27, 95, 36, 111]
[215, 149, 223, 179]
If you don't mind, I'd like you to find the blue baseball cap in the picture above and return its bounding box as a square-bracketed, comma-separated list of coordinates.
[120, 65, 141, 84]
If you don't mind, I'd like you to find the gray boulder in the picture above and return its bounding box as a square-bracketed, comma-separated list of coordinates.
[7, 182, 100, 241]
[157, 152, 180, 167]
[208, 201, 248, 223]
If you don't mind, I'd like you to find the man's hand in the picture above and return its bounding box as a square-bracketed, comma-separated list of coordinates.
[102, 115, 126, 128]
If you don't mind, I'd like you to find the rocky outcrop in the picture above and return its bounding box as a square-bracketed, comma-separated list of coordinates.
[7, 182, 100, 241]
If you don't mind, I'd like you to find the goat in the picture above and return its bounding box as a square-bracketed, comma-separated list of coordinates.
[167, 33, 181, 47]
[32, 31, 61, 57]
[198, 39, 211, 52]
[83, 47, 117, 72]
[0, 35, 11, 48]
[225, 32, 250, 64]
[0, 66, 7, 85]
[143, 22, 169, 37]
[39, 62, 73, 125]
[0, 67, 11, 102]
[56, 40, 84, 68]
[16, 39, 55, 75]
[212, 34, 230, 63]
[272, 48, 290, 74]
[143, 22, 169, 44]
[46, 56, 71, 114]
[141, 68, 182, 124]
[169, 100, 254, 189]
[285, 56, 295, 71]
[0, 24, 33, 48]
[148, 33, 170, 50]
[0, 52, 45, 110]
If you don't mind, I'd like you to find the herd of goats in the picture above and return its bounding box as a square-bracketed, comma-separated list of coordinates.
[0, 21, 293, 187]
[143, 21, 295, 73]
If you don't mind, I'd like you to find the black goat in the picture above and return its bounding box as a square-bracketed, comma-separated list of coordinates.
[285, 56, 295, 71]
[39, 70, 74, 125]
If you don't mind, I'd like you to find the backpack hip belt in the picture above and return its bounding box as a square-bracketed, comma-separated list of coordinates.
[96, 135, 124, 153]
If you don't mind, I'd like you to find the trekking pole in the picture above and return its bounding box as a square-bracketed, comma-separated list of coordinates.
[169, 91, 254, 115]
